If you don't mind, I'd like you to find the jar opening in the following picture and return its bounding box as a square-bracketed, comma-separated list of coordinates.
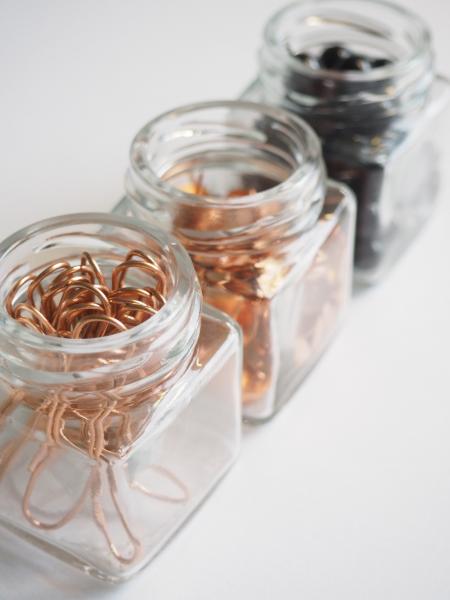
[127, 100, 325, 244]
[131, 101, 321, 203]
[0, 213, 201, 381]
[257, 0, 434, 137]
[264, 0, 432, 83]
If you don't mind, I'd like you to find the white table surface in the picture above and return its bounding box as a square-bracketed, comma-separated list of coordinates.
[1, 1, 450, 598]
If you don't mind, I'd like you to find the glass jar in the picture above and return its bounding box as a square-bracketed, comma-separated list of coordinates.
[242, 0, 450, 283]
[115, 100, 356, 421]
[0, 213, 241, 582]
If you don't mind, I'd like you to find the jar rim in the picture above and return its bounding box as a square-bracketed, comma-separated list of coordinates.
[263, 0, 432, 83]
[0, 212, 200, 356]
[129, 99, 323, 209]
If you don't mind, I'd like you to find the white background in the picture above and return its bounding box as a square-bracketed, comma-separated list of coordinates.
[1, 0, 450, 598]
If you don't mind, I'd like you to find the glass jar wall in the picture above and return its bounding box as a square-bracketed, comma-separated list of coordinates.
[242, 0, 450, 283]
[116, 101, 356, 421]
[0, 213, 241, 581]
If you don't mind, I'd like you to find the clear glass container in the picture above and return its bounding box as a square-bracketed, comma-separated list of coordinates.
[115, 100, 356, 421]
[242, 0, 450, 284]
[0, 213, 241, 582]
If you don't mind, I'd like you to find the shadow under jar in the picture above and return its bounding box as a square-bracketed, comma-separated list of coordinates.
[0, 213, 241, 582]
[115, 101, 356, 421]
[242, 0, 450, 284]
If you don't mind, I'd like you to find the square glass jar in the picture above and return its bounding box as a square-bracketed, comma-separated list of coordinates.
[242, 0, 450, 284]
[0, 214, 241, 582]
[115, 101, 356, 421]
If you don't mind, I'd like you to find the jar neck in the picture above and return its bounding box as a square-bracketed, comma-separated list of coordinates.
[126, 100, 326, 257]
[258, 0, 434, 138]
[0, 214, 201, 395]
